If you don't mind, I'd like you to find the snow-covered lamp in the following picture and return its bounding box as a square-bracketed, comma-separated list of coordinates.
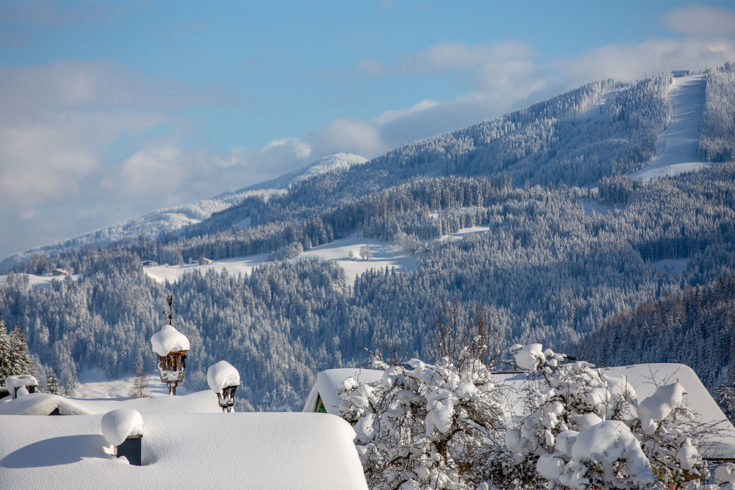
[150, 296, 190, 395]
[207, 359, 240, 412]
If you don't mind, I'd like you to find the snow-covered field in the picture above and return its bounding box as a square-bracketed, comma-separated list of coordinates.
[144, 236, 416, 285]
[631, 74, 712, 182]
[440, 225, 490, 241]
[0, 272, 81, 288]
[143, 227, 491, 286]
[73, 368, 175, 399]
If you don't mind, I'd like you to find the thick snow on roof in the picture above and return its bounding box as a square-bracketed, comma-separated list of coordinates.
[150, 324, 190, 356]
[207, 360, 240, 393]
[0, 412, 367, 489]
[101, 409, 144, 446]
[0, 390, 220, 416]
[0, 393, 94, 416]
[5, 374, 38, 393]
[303, 368, 384, 414]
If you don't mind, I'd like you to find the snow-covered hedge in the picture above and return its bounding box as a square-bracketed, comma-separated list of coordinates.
[340, 345, 723, 489]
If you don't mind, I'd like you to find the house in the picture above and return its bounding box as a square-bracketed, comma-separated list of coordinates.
[672, 70, 690, 77]
[303, 368, 384, 414]
[305, 364, 735, 461]
[0, 390, 368, 489]
[198, 257, 213, 265]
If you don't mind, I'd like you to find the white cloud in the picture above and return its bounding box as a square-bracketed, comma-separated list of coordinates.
[662, 6, 735, 39]
[556, 38, 735, 83]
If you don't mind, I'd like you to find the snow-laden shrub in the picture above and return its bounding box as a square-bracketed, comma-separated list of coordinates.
[339, 357, 504, 490]
[632, 383, 711, 486]
[504, 344, 642, 487]
[507, 344, 711, 488]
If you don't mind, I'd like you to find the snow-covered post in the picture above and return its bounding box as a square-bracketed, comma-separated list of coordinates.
[101, 408, 144, 465]
[207, 359, 240, 412]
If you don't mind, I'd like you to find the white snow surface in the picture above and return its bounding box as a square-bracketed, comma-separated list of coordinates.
[1, 390, 220, 416]
[100, 408, 144, 446]
[150, 324, 190, 356]
[0, 412, 367, 489]
[144, 235, 416, 285]
[207, 360, 240, 393]
[73, 367, 173, 398]
[4, 374, 38, 395]
[0, 272, 82, 289]
[631, 74, 712, 182]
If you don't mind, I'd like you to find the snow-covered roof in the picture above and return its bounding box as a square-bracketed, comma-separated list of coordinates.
[0, 412, 367, 489]
[0, 390, 219, 416]
[303, 368, 384, 414]
[150, 324, 190, 356]
[207, 360, 240, 393]
[5, 374, 38, 392]
[307, 364, 735, 459]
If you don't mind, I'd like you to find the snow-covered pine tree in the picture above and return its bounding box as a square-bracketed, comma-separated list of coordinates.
[8, 324, 34, 377]
[0, 319, 10, 385]
[717, 382, 735, 424]
[129, 363, 150, 398]
[46, 368, 60, 395]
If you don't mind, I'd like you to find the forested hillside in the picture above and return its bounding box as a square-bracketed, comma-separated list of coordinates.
[1, 66, 734, 410]
[571, 272, 735, 395]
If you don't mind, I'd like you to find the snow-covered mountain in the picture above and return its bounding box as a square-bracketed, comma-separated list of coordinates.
[0, 153, 366, 270]
[2, 66, 735, 412]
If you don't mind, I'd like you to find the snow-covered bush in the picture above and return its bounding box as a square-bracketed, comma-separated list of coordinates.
[339, 356, 504, 489]
[504, 344, 641, 487]
[507, 344, 711, 488]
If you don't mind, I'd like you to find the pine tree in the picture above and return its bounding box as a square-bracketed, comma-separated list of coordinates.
[8, 324, 34, 377]
[129, 363, 150, 398]
[46, 368, 60, 395]
[0, 320, 11, 386]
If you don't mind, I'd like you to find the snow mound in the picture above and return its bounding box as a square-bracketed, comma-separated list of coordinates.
[637, 382, 686, 435]
[0, 393, 94, 415]
[207, 360, 240, 393]
[715, 463, 735, 483]
[150, 324, 190, 356]
[4, 374, 38, 396]
[101, 408, 144, 446]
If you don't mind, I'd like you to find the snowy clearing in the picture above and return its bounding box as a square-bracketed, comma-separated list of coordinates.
[0, 272, 81, 288]
[73, 367, 176, 398]
[144, 236, 416, 285]
[652, 258, 688, 275]
[440, 225, 490, 241]
[631, 74, 712, 182]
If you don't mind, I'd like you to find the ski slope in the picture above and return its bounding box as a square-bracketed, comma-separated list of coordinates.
[631, 74, 711, 182]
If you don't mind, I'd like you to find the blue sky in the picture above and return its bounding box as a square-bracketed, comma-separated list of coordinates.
[1, 1, 735, 259]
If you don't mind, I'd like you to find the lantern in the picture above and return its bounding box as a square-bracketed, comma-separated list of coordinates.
[150, 296, 190, 395]
[207, 359, 240, 412]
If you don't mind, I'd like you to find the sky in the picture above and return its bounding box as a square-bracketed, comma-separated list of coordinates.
[1, 1, 735, 259]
